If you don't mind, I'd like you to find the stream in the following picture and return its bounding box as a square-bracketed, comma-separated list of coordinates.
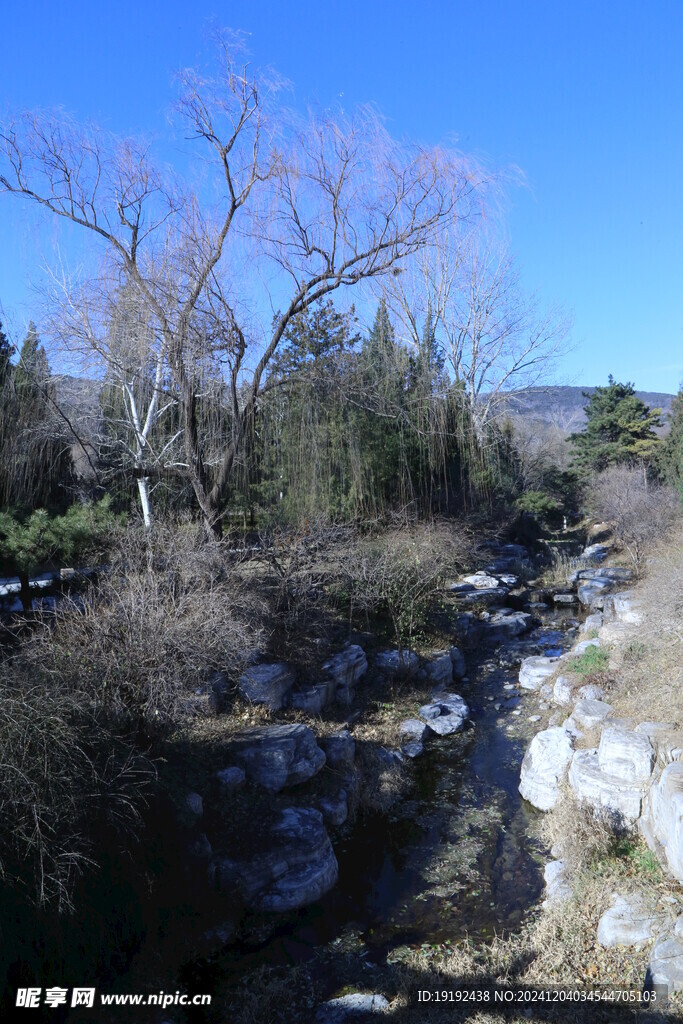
[184, 607, 581, 1007]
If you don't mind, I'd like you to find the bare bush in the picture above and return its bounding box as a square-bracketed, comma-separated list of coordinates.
[21, 520, 264, 726]
[587, 465, 681, 573]
[0, 663, 153, 909]
[344, 523, 469, 655]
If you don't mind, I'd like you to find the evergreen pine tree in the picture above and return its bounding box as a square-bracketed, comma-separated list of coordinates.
[569, 375, 661, 475]
[659, 387, 683, 499]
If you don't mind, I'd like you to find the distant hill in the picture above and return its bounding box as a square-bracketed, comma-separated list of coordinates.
[496, 386, 676, 435]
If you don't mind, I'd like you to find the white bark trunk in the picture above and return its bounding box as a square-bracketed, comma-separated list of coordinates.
[137, 476, 153, 529]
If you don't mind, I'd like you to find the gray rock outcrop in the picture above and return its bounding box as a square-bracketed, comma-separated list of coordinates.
[543, 859, 571, 905]
[323, 645, 368, 704]
[238, 662, 296, 710]
[374, 649, 419, 677]
[424, 651, 453, 687]
[229, 724, 326, 791]
[569, 726, 655, 822]
[216, 807, 338, 912]
[320, 730, 355, 770]
[519, 727, 574, 810]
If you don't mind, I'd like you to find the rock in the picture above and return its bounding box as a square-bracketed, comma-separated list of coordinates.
[519, 655, 560, 691]
[185, 792, 203, 816]
[230, 724, 326, 791]
[321, 730, 355, 770]
[613, 591, 644, 625]
[459, 587, 509, 604]
[462, 572, 500, 589]
[501, 543, 528, 559]
[323, 645, 368, 704]
[216, 766, 246, 790]
[647, 917, 683, 994]
[565, 637, 601, 658]
[582, 542, 612, 562]
[543, 859, 571, 905]
[450, 646, 466, 679]
[643, 762, 683, 881]
[529, 715, 542, 723]
[598, 620, 633, 644]
[217, 807, 338, 913]
[188, 833, 212, 861]
[238, 662, 296, 710]
[581, 612, 604, 634]
[577, 578, 612, 608]
[578, 683, 605, 701]
[519, 727, 574, 810]
[554, 593, 577, 604]
[598, 725, 655, 783]
[400, 719, 428, 742]
[418, 692, 469, 736]
[402, 741, 424, 759]
[290, 681, 336, 715]
[374, 649, 419, 677]
[634, 722, 683, 765]
[497, 573, 519, 586]
[597, 894, 667, 948]
[446, 581, 475, 594]
[424, 651, 453, 687]
[314, 993, 390, 1022]
[569, 731, 655, 822]
[319, 790, 348, 827]
[481, 610, 533, 640]
[571, 698, 613, 731]
[553, 675, 574, 705]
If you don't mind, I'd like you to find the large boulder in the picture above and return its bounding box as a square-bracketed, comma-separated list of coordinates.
[424, 651, 453, 687]
[519, 727, 574, 810]
[577, 578, 612, 608]
[582, 542, 612, 562]
[418, 692, 469, 736]
[238, 662, 296, 710]
[216, 807, 338, 912]
[642, 762, 683, 882]
[519, 655, 560, 691]
[229, 724, 326, 791]
[290, 681, 337, 715]
[647, 917, 683, 995]
[323, 645, 368, 704]
[568, 727, 655, 823]
[570, 698, 613, 731]
[481, 610, 533, 641]
[375, 649, 419, 677]
[612, 591, 644, 625]
[320, 730, 355, 770]
[597, 894, 667, 948]
[598, 725, 655, 784]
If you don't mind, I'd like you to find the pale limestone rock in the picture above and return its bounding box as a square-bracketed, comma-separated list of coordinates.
[519, 655, 560, 691]
[519, 727, 574, 810]
[597, 894, 667, 947]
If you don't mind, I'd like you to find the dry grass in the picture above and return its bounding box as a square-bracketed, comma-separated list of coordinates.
[602, 521, 683, 726]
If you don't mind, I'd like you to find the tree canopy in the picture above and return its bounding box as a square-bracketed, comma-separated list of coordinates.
[569, 375, 661, 475]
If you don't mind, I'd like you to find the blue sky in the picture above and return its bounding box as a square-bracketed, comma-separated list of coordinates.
[1, 0, 682, 394]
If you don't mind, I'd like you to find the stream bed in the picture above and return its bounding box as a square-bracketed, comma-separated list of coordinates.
[184, 608, 581, 1011]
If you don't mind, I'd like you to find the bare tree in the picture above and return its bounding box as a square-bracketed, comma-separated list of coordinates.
[1, 33, 484, 533]
[384, 231, 571, 442]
